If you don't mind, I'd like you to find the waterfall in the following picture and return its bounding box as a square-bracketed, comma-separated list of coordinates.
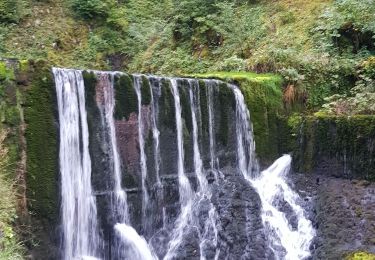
[205, 80, 218, 171]
[99, 72, 129, 224]
[163, 79, 194, 260]
[54, 68, 315, 260]
[232, 85, 315, 259]
[134, 75, 150, 229]
[188, 79, 220, 260]
[170, 78, 194, 204]
[115, 224, 157, 260]
[251, 155, 315, 260]
[54, 68, 101, 260]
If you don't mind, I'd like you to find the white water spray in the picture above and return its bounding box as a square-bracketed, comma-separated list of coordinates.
[251, 155, 315, 260]
[232, 85, 315, 260]
[115, 224, 157, 260]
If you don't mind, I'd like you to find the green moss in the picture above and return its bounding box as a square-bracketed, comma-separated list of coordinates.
[141, 75, 151, 106]
[114, 74, 138, 120]
[179, 80, 192, 133]
[191, 71, 283, 87]
[191, 71, 284, 163]
[291, 115, 375, 180]
[216, 82, 234, 146]
[345, 251, 375, 260]
[160, 78, 175, 130]
[25, 61, 58, 222]
[198, 80, 209, 135]
[82, 71, 97, 110]
[236, 77, 283, 163]
[18, 59, 29, 73]
[0, 61, 15, 81]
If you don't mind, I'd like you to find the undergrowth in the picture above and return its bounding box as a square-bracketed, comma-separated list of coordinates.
[0, 130, 24, 259]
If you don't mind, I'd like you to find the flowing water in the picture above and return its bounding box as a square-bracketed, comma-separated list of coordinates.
[134, 75, 150, 230]
[54, 68, 101, 260]
[54, 69, 315, 260]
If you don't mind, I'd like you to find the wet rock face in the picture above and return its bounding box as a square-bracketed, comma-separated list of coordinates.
[212, 167, 273, 260]
[291, 173, 375, 259]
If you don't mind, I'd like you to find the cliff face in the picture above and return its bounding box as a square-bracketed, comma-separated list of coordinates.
[0, 60, 374, 258]
[288, 115, 375, 181]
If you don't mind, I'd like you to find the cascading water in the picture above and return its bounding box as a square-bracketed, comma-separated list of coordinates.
[188, 79, 220, 260]
[54, 68, 101, 260]
[232, 85, 315, 259]
[251, 155, 315, 260]
[54, 69, 315, 260]
[134, 75, 150, 230]
[205, 80, 218, 171]
[99, 72, 129, 224]
[163, 79, 195, 260]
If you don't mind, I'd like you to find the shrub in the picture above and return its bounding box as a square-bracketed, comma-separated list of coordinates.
[70, 0, 114, 20]
[0, 0, 25, 23]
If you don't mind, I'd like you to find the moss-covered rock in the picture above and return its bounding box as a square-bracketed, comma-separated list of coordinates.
[193, 72, 284, 165]
[113, 73, 138, 120]
[289, 114, 375, 180]
[159, 78, 175, 130]
[141, 75, 151, 106]
[24, 60, 58, 221]
[345, 251, 375, 260]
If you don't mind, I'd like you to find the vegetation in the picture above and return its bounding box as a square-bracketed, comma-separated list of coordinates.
[345, 251, 375, 260]
[0, 0, 373, 113]
[0, 130, 24, 259]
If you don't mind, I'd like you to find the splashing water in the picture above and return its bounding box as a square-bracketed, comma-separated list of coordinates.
[232, 85, 315, 260]
[115, 224, 158, 260]
[54, 68, 315, 260]
[251, 155, 315, 260]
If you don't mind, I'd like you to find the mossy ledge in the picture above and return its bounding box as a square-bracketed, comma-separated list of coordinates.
[193, 71, 284, 164]
[288, 114, 375, 180]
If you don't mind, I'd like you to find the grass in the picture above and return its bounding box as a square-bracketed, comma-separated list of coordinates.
[0, 130, 24, 259]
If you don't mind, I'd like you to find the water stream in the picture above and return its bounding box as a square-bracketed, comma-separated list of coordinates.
[54, 69, 315, 260]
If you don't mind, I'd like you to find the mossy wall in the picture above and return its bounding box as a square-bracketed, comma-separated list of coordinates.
[1, 59, 59, 222]
[289, 114, 375, 180]
[0, 59, 59, 258]
[192, 72, 285, 165]
[0, 59, 22, 178]
[23, 60, 58, 221]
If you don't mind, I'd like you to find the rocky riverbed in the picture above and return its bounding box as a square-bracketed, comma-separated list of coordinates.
[291, 172, 375, 259]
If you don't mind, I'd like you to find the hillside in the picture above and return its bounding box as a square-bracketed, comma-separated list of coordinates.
[1, 0, 374, 112]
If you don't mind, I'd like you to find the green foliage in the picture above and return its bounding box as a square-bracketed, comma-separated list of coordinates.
[71, 0, 113, 20]
[0, 0, 26, 23]
[313, 0, 375, 53]
[320, 56, 375, 115]
[0, 130, 24, 259]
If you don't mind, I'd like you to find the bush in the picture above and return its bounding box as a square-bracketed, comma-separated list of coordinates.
[71, 0, 114, 20]
[0, 0, 25, 23]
